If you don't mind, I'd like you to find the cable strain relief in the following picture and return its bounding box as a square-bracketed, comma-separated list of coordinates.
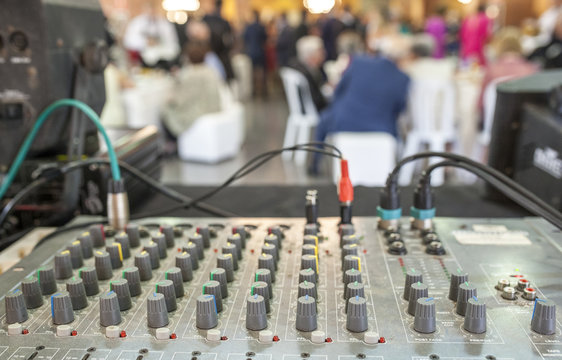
[380, 186, 400, 210]
[413, 181, 433, 210]
[107, 179, 126, 194]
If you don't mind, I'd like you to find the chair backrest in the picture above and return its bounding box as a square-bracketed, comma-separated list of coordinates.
[330, 132, 397, 186]
[407, 79, 456, 138]
[279, 67, 318, 118]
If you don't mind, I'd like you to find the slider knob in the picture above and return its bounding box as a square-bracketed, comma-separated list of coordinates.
[51, 292, 74, 325]
[346, 295, 368, 333]
[296, 295, 317, 332]
[21, 277, 44, 309]
[531, 299, 557, 335]
[55, 251, 73, 280]
[196, 294, 218, 329]
[122, 267, 142, 297]
[99, 291, 121, 327]
[414, 297, 436, 333]
[66, 278, 88, 310]
[246, 294, 267, 331]
[147, 292, 169, 328]
[78, 267, 99, 296]
[5, 290, 28, 324]
[464, 297, 486, 333]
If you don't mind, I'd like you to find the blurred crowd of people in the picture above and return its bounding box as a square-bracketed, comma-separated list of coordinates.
[104, 0, 562, 166]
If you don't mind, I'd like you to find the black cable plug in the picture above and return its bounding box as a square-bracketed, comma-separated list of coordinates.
[376, 177, 402, 229]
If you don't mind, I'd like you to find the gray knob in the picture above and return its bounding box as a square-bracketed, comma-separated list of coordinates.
[210, 268, 228, 298]
[183, 243, 199, 270]
[302, 244, 317, 257]
[21, 277, 43, 308]
[196, 294, 218, 329]
[531, 299, 557, 335]
[345, 281, 365, 300]
[156, 280, 177, 312]
[341, 244, 359, 261]
[414, 297, 436, 333]
[160, 224, 175, 248]
[258, 254, 275, 282]
[152, 233, 168, 259]
[301, 255, 318, 273]
[408, 282, 429, 316]
[217, 254, 234, 282]
[147, 292, 169, 328]
[88, 224, 105, 247]
[222, 243, 238, 270]
[346, 295, 368, 333]
[189, 233, 205, 260]
[304, 223, 318, 235]
[251, 281, 270, 313]
[233, 225, 247, 248]
[203, 280, 223, 312]
[94, 250, 113, 280]
[99, 291, 121, 326]
[255, 269, 273, 297]
[264, 234, 280, 250]
[67, 241, 84, 269]
[134, 251, 153, 281]
[106, 243, 123, 269]
[343, 255, 361, 272]
[296, 295, 317, 332]
[109, 279, 132, 311]
[303, 235, 319, 246]
[343, 268, 362, 285]
[144, 242, 160, 269]
[403, 269, 423, 300]
[77, 232, 93, 259]
[66, 278, 88, 310]
[5, 289, 28, 324]
[125, 223, 141, 248]
[299, 268, 316, 284]
[448, 270, 469, 301]
[342, 234, 359, 246]
[122, 267, 142, 297]
[456, 282, 477, 316]
[340, 223, 355, 237]
[298, 281, 317, 299]
[114, 232, 131, 259]
[165, 267, 185, 298]
[176, 252, 194, 281]
[38, 266, 57, 295]
[197, 226, 211, 248]
[227, 234, 243, 260]
[246, 294, 267, 331]
[262, 243, 278, 263]
[78, 267, 99, 296]
[50, 292, 74, 325]
[464, 297, 486, 333]
[55, 250, 73, 280]
[268, 226, 283, 247]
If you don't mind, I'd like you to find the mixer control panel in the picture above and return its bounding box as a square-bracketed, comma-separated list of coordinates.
[0, 216, 560, 359]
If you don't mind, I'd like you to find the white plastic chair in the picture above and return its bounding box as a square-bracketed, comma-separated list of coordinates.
[399, 79, 456, 186]
[279, 67, 319, 166]
[231, 53, 253, 101]
[331, 132, 397, 186]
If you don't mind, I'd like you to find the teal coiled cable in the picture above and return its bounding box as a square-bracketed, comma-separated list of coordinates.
[0, 99, 121, 201]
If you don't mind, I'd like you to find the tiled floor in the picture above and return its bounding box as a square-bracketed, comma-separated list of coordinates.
[161, 89, 333, 186]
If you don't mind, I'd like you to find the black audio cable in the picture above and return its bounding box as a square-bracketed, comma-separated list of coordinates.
[377, 152, 562, 226]
[417, 161, 562, 229]
[131, 142, 344, 219]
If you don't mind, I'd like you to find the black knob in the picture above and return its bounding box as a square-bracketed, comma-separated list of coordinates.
[408, 282, 428, 316]
[217, 254, 234, 282]
[448, 270, 468, 302]
[210, 268, 228, 298]
[183, 243, 199, 270]
[189, 233, 205, 260]
[298, 281, 317, 299]
[403, 269, 423, 301]
[5, 289, 28, 324]
[264, 234, 280, 250]
[144, 242, 160, 269]
[232, 225, 247, 248]
[99, 291, 121, 326]
[147, 292, 169, 328]
[106, 243, 123, 269]
[258, 254, 275, 282]
[302, 244, 317, 257]
[299, 268, 316, 284]
[197, 226, 211, 248]
[160, 224, 175, 248]
[51, 292, 74, 325]
[251, 281, 271, 313]
[343, 268, 362, 285]
[227, 234, 243, 260]
[255, 269, 273, 298]
[88, 224, 105, 248]
[262, 243, 278, 263]
[203, 280, 223, 312]
[222, 243, 238, 270]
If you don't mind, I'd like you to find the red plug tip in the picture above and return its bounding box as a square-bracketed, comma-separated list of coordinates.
[338, 159, 354, 203]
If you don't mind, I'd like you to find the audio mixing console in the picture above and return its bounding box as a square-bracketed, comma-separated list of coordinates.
[0, 215, 560, 360]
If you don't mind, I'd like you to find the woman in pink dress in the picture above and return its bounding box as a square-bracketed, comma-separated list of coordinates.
[425, 6, 448, 58]
[460, 5, 493, 65]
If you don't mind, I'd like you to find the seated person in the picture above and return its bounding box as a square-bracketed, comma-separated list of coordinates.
[185, 20, 226, 80]
[162, 39, 224, 140]
[403, 34, 456, 82]
[288, 35, 328, 112]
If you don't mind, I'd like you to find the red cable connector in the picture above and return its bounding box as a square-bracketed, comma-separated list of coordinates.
[338, 159, 354, 203]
